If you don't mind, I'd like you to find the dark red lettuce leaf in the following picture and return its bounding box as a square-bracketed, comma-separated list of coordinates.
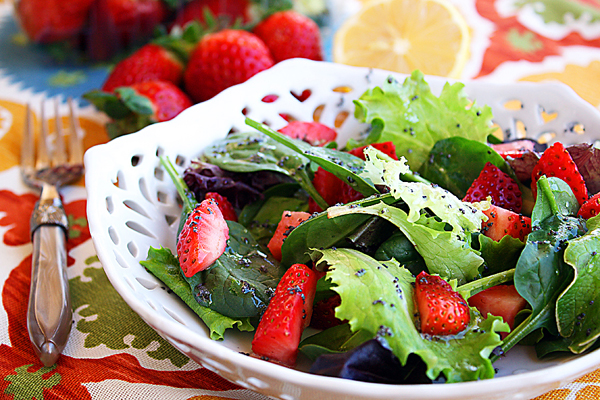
[183, 161, 293, 208]
[309, 339, 431, 384]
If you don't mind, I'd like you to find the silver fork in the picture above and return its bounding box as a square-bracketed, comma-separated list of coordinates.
[20, 98, 84, 366]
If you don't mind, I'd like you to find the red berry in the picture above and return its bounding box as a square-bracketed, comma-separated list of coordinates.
[205, 192, 237, 222]
[578, 192, 600, 219]
[267, 211, 311, 261]
[184, 29, 274, 103]
[129, 80, 192, 122]
[468, 284, 527, 338]
[102, 44, 184, 92]
[414, 272, 470, 336]
[176, 198, 229, 278]
[16, 0, 95, 43]
[253, 10, 323, 62]
[481, 204, 531, 242]
[348, 141, 398, 160]
[172, 0, 250, 28]
[463, 162, 522, 213]
[310, 294, 346, 330]
[252, 263, 318, 366]
[531, 142, 588, 205]
[277, 121, 337, 146]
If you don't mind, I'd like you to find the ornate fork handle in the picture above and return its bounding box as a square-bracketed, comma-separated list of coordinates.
[27, 182, 72, 367]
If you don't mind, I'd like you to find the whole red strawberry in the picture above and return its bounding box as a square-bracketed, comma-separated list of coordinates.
[87, 0, 168, 59]
[16, 0, 95, 43]
[102, 44, 185, 92]
[531, 141, 588, 205]
[173, 0, 251, 28]
[414, 271, 470, 336]
[253, 10, 323, 62]
[184, 29, 274, 102]
[252, 263, 318, 365]
[463, 162, 523, 213]
[177, 198, 230, 278]
[84, 80, 193, 139]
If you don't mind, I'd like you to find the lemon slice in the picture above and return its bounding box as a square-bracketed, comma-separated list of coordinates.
[333, 0, 470, 78]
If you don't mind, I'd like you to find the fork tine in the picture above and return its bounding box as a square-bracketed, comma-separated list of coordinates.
[36, 101, 51, 171]
[53, 98, 67, 166]
[67, 97, 84, 165]
[21, 103, 35, 174]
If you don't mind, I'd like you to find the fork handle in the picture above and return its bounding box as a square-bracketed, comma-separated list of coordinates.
[27, 184, 72, 367]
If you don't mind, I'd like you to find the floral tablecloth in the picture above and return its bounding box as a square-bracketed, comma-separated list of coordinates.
[1, 0, 600, 399]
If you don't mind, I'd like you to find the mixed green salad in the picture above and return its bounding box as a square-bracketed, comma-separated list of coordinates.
[140, 71, 600, 384]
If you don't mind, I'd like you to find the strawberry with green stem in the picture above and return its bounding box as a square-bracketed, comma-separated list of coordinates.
[84, 80, 192, 139]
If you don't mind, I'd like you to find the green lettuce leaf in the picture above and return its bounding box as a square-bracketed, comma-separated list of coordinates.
[353, 71, 495, 171]
[328, 201, 483, 284]
[140, 247, 254, 340]
[312, 248, 507, 383]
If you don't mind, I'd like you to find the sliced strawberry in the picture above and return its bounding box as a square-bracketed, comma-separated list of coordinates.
[252, 263, 318, 365]
[267, 211, 311, 261]
[463, 162, 522, 213]
[310, 294, 346, 330]
[414, 272, 470, 336]
[491, 139, 537, 159]
[468, 284, 527, 338]
[578, 192, 600, 219]
[481, 204, 531, 242]
[277, 121, 337, 147]
[308, 167, 345, 213]
[531, 141, 588, 205]
[205, 192, 237, 222]
[176, 198, 229, 278]
[348, 141, 398, 160]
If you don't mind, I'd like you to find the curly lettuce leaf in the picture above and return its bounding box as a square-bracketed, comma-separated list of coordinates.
[140, 247, 254, 340]
[353, 71, 495, 170]
[312, 248, 507, 383]
[328, 202, 483, 284]
[360, 148, 487, 236]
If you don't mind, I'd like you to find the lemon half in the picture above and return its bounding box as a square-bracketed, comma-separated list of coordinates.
[333, 0, 471, 78]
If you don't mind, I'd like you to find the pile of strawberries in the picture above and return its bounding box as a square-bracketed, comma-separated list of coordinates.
[85, 4, 322, 139]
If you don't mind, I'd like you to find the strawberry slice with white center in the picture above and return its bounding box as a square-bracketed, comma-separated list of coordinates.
[176, 198, 229, 278]
[252, 263, 318, 366]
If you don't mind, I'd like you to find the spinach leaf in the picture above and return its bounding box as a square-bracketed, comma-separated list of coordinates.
[280, 193, 397, 268]
[374, 231, 427, 276]
[245, 118, 379, 197]
[140, 247, 254, 340]
[417, 137, 506, 198]
[238, 183, 308, 247]
[299, 324, 373, 361]
[328, 202, 484, 284]
[556, 226, 600, 353]
[478, 234, 525, 276]
[531, 177, 580, 225]
[202, 131, 328, 210]
[184, 221, 284, 318]
[497, 176, 587, 359]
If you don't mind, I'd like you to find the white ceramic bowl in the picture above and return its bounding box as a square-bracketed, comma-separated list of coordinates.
[85, 59, 600, 400]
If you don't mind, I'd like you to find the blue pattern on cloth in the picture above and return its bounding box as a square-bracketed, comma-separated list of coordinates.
[0, 11, 110, 101]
